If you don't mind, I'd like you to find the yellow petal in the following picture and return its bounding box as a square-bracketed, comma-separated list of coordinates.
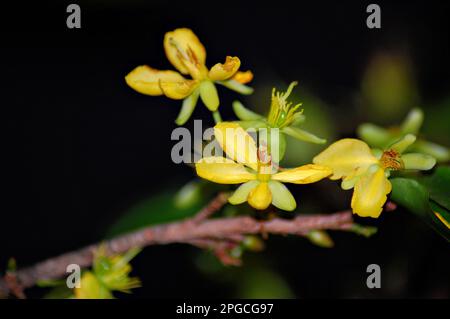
[125, 66, 186, 96]
[248, 182, 272, 210]
[232, 70, 253, 84]
[272, 164, 332, 184]
[313, 138, 378, 180]
[351, 167, 392, 218]
[159, 79, 198, 100]
[214, 122, 258, 171]
[163, 28, 206, 76]
[208, 56, 241, 81]
[195, 156, 256, 184]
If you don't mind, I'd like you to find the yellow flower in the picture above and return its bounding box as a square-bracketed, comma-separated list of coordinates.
[313, 136, 436, 218]
[74, 271, 113, 299]
[74, 248, 141, 299]
[195, 122, 332, 211]
[125, 28, 253, 125]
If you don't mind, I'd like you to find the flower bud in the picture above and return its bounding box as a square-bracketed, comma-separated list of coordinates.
[306, 230, 334, 248]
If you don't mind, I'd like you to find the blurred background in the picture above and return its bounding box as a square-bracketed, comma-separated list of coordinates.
[1, 0, 449, 298]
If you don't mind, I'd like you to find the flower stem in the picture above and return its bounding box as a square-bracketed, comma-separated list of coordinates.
[212, 110, 222, 124]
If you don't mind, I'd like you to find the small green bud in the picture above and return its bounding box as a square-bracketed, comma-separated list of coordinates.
[350, 224, 378, 238]
[306, 230, 334, 248]
[174, 180, 202, 209]
[229, 245, 243, 259]
[243, 235, 265, 252]
[7, 258, 17, 272]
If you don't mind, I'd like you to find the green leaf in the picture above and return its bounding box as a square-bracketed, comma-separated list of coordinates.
[390, 177, 450, 241]
[390, 178, 430, 217]
[419, 166, 450, 210]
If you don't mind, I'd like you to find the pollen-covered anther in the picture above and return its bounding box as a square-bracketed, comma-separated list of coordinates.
[223, 56, 237, 71]
[380, 149, 404, 170]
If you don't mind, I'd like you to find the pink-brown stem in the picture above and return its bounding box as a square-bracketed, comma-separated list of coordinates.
[0, 193, 385, 298]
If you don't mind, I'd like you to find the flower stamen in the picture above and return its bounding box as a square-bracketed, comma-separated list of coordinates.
[267, 82, 303, 128]
[380, 149, 403, 170]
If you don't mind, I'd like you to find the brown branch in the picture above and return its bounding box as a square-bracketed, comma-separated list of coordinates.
[0, 193, 386, 298]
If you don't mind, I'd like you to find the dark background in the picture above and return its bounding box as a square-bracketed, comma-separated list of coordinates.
[1, 0, 449, 298]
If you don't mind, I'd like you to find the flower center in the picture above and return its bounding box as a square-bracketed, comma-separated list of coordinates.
[267, 81, 303, 128]
[380, 149, 403, 170]
[256, 145, 273, 181]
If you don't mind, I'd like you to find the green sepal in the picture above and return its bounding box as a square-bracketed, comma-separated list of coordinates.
[401, 108, 424, 134]
[232, 100, 263, 121]
[401, 153, 436, 170]
[217, 79, 254, 95]
[357, 123, 393, 148]
[199, 81, 219, 111]
[389, 134, 416, 153]
[282, 126, 326, 144]
[235, 120, 267, 130]
[267, 180, 296, 211]
[410, 140, 450, 163]
[229, 180, 260, 205]
[175, 89, 199, 125]
[390, 177, 450, 242]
